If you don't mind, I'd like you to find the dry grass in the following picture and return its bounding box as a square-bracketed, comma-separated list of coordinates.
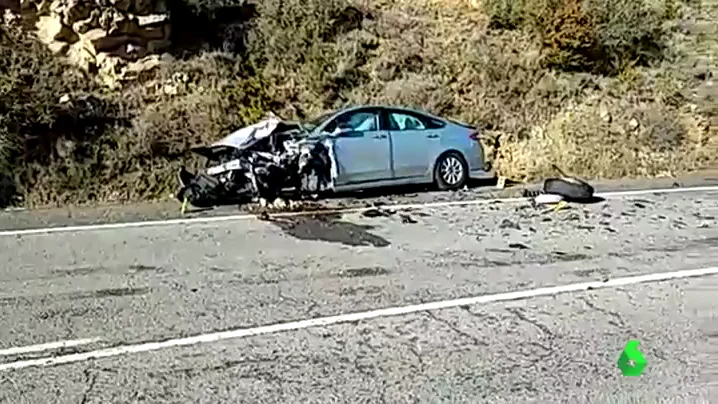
[0, 0, 716, 207]
[496, 0, 718, 180]
[497, 93, 716, 180]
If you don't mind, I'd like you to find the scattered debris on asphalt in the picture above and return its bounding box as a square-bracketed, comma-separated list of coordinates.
[565, 213, 581, 221]
[672, 219, 688, 229]
[499, 218, 521, 230]
[246, 198, 325, 214]
[361, 208, 383, 218]
[362, 207, 396, 218]
[399, 214, 418, 224]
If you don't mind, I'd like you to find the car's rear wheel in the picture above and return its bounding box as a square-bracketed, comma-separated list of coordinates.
[434, 152, 468, 191]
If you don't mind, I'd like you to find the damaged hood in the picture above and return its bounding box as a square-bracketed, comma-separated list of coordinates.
[213, 116, 283, 150]
[191, 116, 303, 158]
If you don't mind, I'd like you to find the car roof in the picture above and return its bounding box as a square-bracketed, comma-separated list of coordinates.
[331, 105, 445, 119]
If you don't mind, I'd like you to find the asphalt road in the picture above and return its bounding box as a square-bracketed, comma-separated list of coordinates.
[1, 186, 718, 403]
[2, 169, 718, 232]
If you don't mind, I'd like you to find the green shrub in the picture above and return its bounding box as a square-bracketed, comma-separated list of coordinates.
[584, 0, 668, 73]
[540, 0, 600, 72]
[483, 0, 563, 30]
[0, 22, 93, 205]
[0, 123, 16, 207]
[483, 0, 670, 74]
[0, 20, 131, 206]
[483, 0, 532, 29]
[243, 0, 373, 114]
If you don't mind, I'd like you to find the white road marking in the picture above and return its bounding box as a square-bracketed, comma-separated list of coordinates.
[1, 185, 718, 237]
[0, 338, 101, 357]
[1, 265, 717, 372]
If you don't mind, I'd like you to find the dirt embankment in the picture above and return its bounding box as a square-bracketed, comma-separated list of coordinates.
[0, 0, 716, 208]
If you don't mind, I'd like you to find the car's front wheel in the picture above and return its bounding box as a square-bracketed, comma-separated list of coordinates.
[434, 152, 468, 191]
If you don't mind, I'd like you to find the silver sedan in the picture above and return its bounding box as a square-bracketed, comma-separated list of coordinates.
[303, 105, 494, 192]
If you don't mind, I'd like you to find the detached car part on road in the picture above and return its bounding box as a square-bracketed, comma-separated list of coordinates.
[177, 105, 493, 208]
[524, 164, 597, 207]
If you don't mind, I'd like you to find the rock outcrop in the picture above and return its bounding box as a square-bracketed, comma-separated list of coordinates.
[20, 0, 174, 86]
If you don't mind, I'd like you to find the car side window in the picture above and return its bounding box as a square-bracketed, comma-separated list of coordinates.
[388, 112, 427, 131]
[323, 111, 378, 134]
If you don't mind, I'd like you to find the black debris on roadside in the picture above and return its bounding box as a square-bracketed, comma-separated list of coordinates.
[672, 219, 687, 229]
[361, 208, 395, 218]
[499, 218, 520, 230]
[400, 214, 418, 224]
[565, 213, 581, 221]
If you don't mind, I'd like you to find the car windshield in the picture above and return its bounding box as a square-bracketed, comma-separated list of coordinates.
[303, 111, 335, 131]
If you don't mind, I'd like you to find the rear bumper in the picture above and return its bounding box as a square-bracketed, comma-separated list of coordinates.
[469, 161, 495, 179]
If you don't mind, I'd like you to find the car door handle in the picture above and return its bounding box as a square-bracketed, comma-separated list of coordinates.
[427, 134, 439, 139]
[372, 134, 387, 139]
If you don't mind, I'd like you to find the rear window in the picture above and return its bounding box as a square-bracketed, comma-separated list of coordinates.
[424, 117, 446, 129]
[447, 118, 475, 129]
[388, 109, 446, 130]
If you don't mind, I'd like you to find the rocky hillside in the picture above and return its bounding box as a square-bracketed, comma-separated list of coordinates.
[26, 0, 172, 84]
[0, 0, 716, 208]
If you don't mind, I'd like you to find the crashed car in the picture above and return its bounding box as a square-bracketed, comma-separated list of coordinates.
[177, 105, 494, 208]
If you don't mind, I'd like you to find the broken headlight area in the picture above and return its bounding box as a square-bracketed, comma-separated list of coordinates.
[176, 115, 336, 208]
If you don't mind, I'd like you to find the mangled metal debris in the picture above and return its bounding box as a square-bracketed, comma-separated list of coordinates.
[533, 193, 564, 205]
[177, 114, 335, 209]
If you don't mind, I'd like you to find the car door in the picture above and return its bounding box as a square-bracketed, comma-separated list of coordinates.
[320, 108, 392, 185]
[386, 109, 442, 179]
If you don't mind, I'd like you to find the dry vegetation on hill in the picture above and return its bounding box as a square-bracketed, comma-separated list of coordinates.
[0, 0, 716, 207]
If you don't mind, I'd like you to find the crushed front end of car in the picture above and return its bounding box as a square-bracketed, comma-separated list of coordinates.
[176, 115, 336, 208]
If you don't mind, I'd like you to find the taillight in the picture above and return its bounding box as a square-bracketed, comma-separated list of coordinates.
[469, 130, 480, 141]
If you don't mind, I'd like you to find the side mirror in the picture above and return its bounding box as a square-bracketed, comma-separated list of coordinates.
[331, 124, 354, 137]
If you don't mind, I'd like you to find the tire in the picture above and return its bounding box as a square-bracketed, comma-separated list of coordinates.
[543, 177, 594, 201]
[434, 152, 468, 191]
